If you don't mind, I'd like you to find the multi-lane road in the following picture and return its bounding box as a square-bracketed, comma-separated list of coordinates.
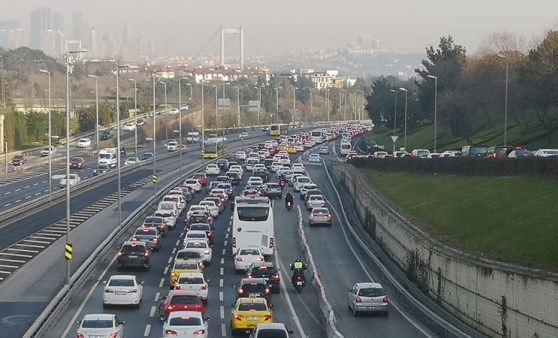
[0, 129, 483, 338]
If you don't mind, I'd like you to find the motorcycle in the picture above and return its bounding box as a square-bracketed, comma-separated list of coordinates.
[291, 272, 306, 293]
[286, 200, 293, 210]
[279, 179, 286, 189]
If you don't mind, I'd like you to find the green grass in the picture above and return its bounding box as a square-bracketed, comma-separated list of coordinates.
[365, 170, 558, 268]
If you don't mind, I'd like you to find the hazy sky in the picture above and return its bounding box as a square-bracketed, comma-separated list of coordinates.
[3, 0, 558, 56]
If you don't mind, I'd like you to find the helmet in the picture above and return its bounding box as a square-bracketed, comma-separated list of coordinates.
[295, 258, 301, 262]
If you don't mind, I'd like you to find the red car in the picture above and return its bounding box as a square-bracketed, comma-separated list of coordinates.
[192, 173, 208, 186]
[159, 290, 205, 321]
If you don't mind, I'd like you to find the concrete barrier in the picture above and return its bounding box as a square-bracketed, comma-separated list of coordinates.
[331, 164, 558, 338]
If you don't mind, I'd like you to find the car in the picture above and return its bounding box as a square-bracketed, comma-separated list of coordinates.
[240, 131, 249, 139]
[162, 310, 208, 338]
[293, 176, 312, 192]
[303, 189, 322, 204]
[235, 278, 272, 304]
[170, 187, 194, 203]
[534, 148, 558, 157]
[132, 226, 162, 251]
[175, 250, 205, 268]
[140, 152, 154, 161]
[306, 194, 326, 211]
[231, 297, 273, 335]
[93, 163, 111, 176]
[77, 314, 124, 338]
[117, 241, 151, 271]
[192, 173, 209, 186]
[263, 183, 282, 199]
[169, 107, 180, 114]
[247, 176, 264, 186]
[252, 169, 269, 183]
[156, 201, 179, 229]
[309, 207, 332, 226]
[226, 171, 241, 186]
[184, 179, 202, 192]
[159, 290, 206, 321]
[210, 187, 229, 203]
[188, 223, 215, 245]
[234, 248, 265, 273]
[186, 213, 213, 227]
[122, 123, 136, 131]
[100, 130, 113, 140]
[142, 216, 168, 237]
[40, 146, 55, 157]
[103, 275, 143, 308]
[287, 145, 297, 154]
[166, 140, 179, 152]
[183, 240, 212, 265]
[508, 148, 534, 158]
[187, 205, 210, 220]
[308, 153, 321, 163]
[216, 158, 230, 171]
[246, 262, 280, 293]
[291, 163, 305, 174]
[136, 118, 146, 126]
[299, 183, 318, 200]
[77, 138, 92, 148]
[169, 259, 204, 289]
[124, 156, 140, 165]
[70, 157, 86, 169]
[60, 173, 81, 188]
[235, 151, 247, 161]
[347, 282, 389, 316]
[205, 164, 220, 176]
[11, 155, 26, 166]
[174, 273, 209, 303]
[214, 175, 231, 184]
[319, 146, 329, 154]
[261, 126, 269, 132]
[199, 200, 219, 218]
[249, 323, 292, 338]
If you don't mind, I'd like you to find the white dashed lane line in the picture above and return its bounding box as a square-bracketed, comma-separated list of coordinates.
[4, 191, 10, 195]
[154, 292, 160, 302]
[143, 324, 151, 337]
[149, 305, 156, 317]
[158, 278, 164, 288]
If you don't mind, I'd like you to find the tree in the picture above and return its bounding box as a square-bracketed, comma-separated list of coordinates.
[364, 76, 398, 128]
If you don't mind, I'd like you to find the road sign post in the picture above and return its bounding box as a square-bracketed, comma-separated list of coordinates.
[390, 135, 399, 154]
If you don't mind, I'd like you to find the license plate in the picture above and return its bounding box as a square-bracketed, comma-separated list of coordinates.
[248, 317, 259, 321]
[296, 281, 303, 286]
[128, 255, 137, 258]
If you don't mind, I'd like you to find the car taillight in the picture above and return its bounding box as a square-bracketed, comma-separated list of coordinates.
[109, 334, 118, 338]
[165, 330, 178, 335]
[117, 251, 125, 257]
[257, 257, 264, 262]
[236, 257, 243, 262]
[175, 285, 181, 290]
[201, 284, 207, 290]
[77, 334, 84, 338]
[193, 329, 206, 336]
[296, 276, 302, 281]
[356, 296, 362, 303]
[265, 288, 271, 294]
[232, 237, 236, 249]
[144, 252, 150, 257]
[238, 289, 244, 294]
[383, 296, 389, 303]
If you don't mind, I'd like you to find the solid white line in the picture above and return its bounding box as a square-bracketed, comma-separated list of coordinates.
[220, 305, 225, 319]
[61, 254, 117, 338]
[24, 185, 30, 189]
[15, 199, 21, 203]
[4, 204, 10, 207]
[34, 192, 41, 196]
[274, 248, 307, 338]
[159, 278, 164, 288]
[225, 233, 229, 239]
[24, 196, 31, 199]
[155, 292, 160, 302]
[4, 192, 10, 195]
[149, 306, 156, 317]
[14, 189, 21, 192]
[171, 248, 176, 255]
[144, 324, 151, 336]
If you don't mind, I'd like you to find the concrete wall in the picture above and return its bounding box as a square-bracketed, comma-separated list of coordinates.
[332, 164, 558, 338]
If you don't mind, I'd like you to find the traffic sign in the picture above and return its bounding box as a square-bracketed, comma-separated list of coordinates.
[145, 137, 153, 141]
[152, 175, 158, 184]
[65, 244, 73, 260]
[390, 135, 399, 143]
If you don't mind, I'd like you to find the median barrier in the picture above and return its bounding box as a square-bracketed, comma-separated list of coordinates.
[328, 162, 558, 338]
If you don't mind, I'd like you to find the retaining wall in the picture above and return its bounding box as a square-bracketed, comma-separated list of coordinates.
[332, 164, 558, 338]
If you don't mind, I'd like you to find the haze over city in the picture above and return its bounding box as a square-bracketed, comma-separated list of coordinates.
[2, 0, 558, 56]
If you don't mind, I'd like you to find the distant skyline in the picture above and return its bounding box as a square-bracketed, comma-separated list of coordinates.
[2, 0, 558, 56]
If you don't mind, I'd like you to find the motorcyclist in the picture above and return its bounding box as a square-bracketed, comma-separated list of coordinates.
[285, 192, 294, 207]
[290, 258, 307, 286]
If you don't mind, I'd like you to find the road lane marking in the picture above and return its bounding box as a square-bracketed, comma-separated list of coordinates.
[25, 196, 31, 199]
[221, 323, 226, 337]
[34, 192, 41, 196]
[4, 191, 10, 195]
[33, 182, 39, 186]
[167, 256, 172, 264]
[15, 189, 21, 192]
[220, 257, 224, 265]
[219, 291, 224, 301]
[221, 248, 226, 255]
[220, 279, 224, 288]
[225, 233, 229, 239]
[220, 267, 224, 276]
[155, 292, 160, 302]
[220, 305, 225, 319]
[24, 185, 30, 189]
[171, 248, 176, 255]
[175, 240, 180, 246]
[159, 278, 164, 288]
[275, 250, 307, 338]
[15, 199, 21, 203]
[144, 324, 151, 336]
[4, 203, 10, 207]
[150, 306, 156, 317]
[224, 240, 227, 246]
[163, 266, 168, 275]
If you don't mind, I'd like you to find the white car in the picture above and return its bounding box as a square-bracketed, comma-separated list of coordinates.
[209, 188, 228, 203]
[205, 164, 220, 176]
[308, 154, 321, 163]
[183, 240, 212, 264]
[77, 138, 92, 148]
[103, 275, 143, 307]
[184, 179, 202, 192]
[77, 314, 124, 338]
[235, 151, 247, 160]
[295, 143, 305, 152]
[163, 194, 186, 213]
[167, 141, 179, 152]
[230, 165, 244, 177]
[234, 248, 265, 273]
[174, 273, 209, 302]
[40, 146, 55, 156]
[122, 123, 136, 131]
[291, 163, 305, 173]
[187, 206, 209, 220]
[239, 132, 249, 138]
[534, 148, 558, 157]
[307, 194, 327, 211]
[162, 311, 208, 338]
[270, 162, 283, 172]
[60, 174, 81, 188]
[293, 176, 312, 192]
[247, 177, 264, 186]
[169, 107, 180, 114]
[124, 157, 140, 165]
[184, 230, 209, 244]
[198, 200, 219, 218]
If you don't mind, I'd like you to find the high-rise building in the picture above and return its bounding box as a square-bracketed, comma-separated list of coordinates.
[72, 11, 88, 48]
[89, 28, 98, 56]
[30, 7, 51, 49]
[53, 12, 64, 32]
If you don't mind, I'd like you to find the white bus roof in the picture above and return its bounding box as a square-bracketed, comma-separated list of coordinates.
[234, 196, 271, 206]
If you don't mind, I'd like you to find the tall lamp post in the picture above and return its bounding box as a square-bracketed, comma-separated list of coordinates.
[309, 88, 313, 120]
[255, 86, 262, 125]
[178, 77, 188, 180]
[64, 49, 86, 284]
[390, 89, 398, 136]
[129, 79, 138, 158]
[87, 75, 99, 173]
[39, 69, 52, 199]
[115, 64, 132, 228]
[201, 81, 205, 145]
[399, 87, 408, 149]
[427, 75, 438, 152]
[326, 88, 330, 123]
[235, 86, 240, 128]
[497, 54, 509, 146]
[274, 87, 279, 123]
[341, 89, 347, 121]
[292, 88, 297, 126]
[152, 75, 157, 182]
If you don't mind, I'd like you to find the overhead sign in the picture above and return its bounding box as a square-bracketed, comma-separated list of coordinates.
[218, 98, 231, 110]
[248, 100, 260, 113]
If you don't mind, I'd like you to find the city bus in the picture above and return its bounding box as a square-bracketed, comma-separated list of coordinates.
[202, 137, 227, 159]
[269, 124, 288, 136]
[231, 196, 275, 257]
[310, 129, 324, 144]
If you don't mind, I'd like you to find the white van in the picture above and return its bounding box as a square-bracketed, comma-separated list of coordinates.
[98, 148, 118, 168]
[232, 196, 274, 257]
[340, 140, 352, 155]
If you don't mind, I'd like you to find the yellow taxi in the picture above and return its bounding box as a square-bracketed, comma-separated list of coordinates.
[278, 144, 288, 152]
[286, 145, 297, 154]
[169, 259, 203, 289]
[230, 297, 273, 334]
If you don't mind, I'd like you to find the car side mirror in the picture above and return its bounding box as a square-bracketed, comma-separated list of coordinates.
[102, 280, 107, 284]
[205, 317, 211, 322]
[75, 320, 81, 325]
[206, 279, 210, 283]
[141, 281, 145, 285]
[288, 330, 294, 334]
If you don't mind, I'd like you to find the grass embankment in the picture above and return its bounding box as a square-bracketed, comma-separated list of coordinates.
[365, 170, 558, 268]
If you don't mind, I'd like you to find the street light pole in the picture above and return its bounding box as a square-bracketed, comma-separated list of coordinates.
[274, 87, 279, 123]
[88, 75, 99, 174]
[390, 89, 398, 136]
[399, 87, 408, 150]
[427, 75, 438, 152]
[292, 88, 296, 126]
[152, 75, 157, 180]
[497, 54, 509, 146]
[309, 88, 313, 120]
[236, 86, 240, 128]
[201, 81, 205, 144]
[115, 64, 129, 228]
[341, 89, 346, 121]
[214, 85, 218, 134]
[129, 79, 138, 158]
[178, 77, 187, 180]
[39, 69, 52, 200]
[326, 88, 330, 123]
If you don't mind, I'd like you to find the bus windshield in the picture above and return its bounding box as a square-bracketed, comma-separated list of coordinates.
[237, 207, 269, 221]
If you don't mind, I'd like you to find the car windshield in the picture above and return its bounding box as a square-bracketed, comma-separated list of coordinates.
[238, 303, 267, 311]
[82, 319, 114, 328]
[178, 277, 204, 284]
[185, 242, 207, 249]
[176, 251, 202, 259]
[241, 283, 266, 293]
[109, 279, 134, 287]
[255, 329, 288, 337]
[169, 317, 202, 326]
[250, 267, 277, 278]
[175, 261, 199, 270]
[144, 217, 163, 225]
[358, 287, 385, 297]
[170, 295, 200, 305]
[239, 249, 260, 255]
[237, 207, 269, 221]
[121, 245, 146, 254]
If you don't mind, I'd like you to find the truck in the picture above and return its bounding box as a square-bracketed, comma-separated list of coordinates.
[98, 148, 118, 168]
